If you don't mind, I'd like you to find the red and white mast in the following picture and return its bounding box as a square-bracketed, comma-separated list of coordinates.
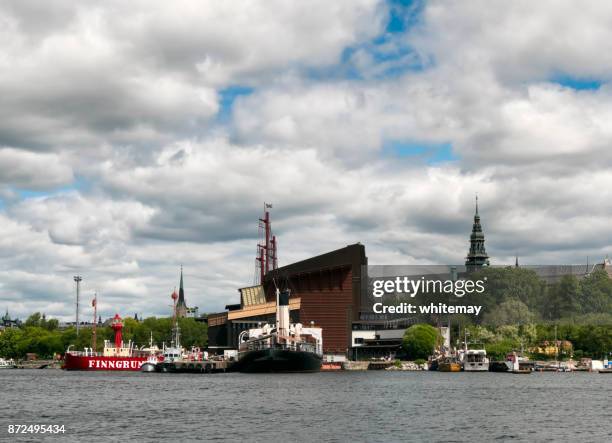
[256, 203, 278, 284]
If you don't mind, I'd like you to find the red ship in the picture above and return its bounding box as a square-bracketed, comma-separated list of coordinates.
[63, 314, 158, 371]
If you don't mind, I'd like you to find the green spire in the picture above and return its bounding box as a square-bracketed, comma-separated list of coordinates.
[466, 195, 489, 272]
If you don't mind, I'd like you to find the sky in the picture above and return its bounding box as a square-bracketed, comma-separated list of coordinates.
[1, 0, 612, 320]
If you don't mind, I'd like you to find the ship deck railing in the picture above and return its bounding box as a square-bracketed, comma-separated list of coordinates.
[242, 340, 318, 354]
[66, 350, 152, 358]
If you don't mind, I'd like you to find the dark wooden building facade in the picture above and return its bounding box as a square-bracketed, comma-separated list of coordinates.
[207, 243, 367, 355]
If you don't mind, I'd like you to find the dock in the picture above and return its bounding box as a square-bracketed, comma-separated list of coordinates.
[155, 360, 235, 373]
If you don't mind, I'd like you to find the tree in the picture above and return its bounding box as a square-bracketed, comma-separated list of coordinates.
[546, 275, 581, 319]
[485, 340, 516, 361]
[469, 267, 545, 318]
[24, 312, 42, 328]
[483, 299, 535, 327]
[579, 269, 612, 314]
[402, 324, 441, 360]
[0, 328, 25, 358]
[45, 319, 59, 331]
[178, 318, 208, 348]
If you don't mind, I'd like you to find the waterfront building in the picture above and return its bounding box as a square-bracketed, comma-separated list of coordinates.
[207, 243, 419, 360]
[208, 244, 370, 358]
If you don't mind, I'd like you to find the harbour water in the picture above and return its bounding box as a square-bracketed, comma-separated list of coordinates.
[0, 370, 610, 442]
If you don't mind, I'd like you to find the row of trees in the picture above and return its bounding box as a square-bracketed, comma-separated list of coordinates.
[469, 267, 612, 324]
[0, 313, 207, 359]
[401, 322, 611, 361]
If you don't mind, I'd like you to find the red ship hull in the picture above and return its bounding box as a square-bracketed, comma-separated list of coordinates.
[63, 353, 148, 371]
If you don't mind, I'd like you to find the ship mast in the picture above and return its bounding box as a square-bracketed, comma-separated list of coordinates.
[255, 203, 278, 284]
[171, 288, 181, 348]
[91, 293, 97, 352]
[74, 275, 82, 336]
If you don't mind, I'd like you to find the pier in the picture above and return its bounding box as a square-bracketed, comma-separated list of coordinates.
[155, 360, 235, 373]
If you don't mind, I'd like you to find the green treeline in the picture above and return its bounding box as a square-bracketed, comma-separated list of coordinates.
[0, 314, 207, 359]
[468, 267, 612, 323]
[456, 268, 612, 360]
[400, 268, 611, 360]
[463, 323, 610, 360]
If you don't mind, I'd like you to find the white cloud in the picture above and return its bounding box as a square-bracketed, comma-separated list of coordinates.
[0, 148, 73, 189]
[1, 1, 612, 321]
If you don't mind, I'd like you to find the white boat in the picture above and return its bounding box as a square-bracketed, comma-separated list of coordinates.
[463, 349, 490, 371]
[140, 355, 160, 373]
[0, 358, 16, 369]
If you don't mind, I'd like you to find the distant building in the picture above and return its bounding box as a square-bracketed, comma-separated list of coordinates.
[186, 307, 199, 318]
[465, 196, 490, 272]
[176, 266, 188, 318]
[1, 309, 21, 329]
[589, 256, 612, 278]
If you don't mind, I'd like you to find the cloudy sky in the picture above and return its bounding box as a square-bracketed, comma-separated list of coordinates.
[1, 0, 612, 320]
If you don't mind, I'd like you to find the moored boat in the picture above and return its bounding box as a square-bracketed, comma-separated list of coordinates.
[438, 357, 461, 372]
[462, 349, 490, 372]
[235, 289, 323, 373]
[63, 314, 158, 371]
[0, 358, 16, 369]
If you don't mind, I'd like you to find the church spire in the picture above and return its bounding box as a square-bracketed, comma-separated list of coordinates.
[178, 265, 185, 303]
[465, 195, 490, 272]
[176, 265, 187, 317]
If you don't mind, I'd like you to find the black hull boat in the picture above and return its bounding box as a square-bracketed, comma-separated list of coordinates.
[236, 289, 324, 374]
[237, 348, 322, 373]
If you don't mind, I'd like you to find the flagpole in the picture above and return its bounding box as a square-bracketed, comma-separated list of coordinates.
[91, 293, 97, 353]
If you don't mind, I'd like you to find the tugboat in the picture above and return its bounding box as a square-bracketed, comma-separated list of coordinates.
[236, 289, 323, 373]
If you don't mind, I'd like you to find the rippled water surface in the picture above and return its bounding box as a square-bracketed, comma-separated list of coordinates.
[0, 370, 610, 442]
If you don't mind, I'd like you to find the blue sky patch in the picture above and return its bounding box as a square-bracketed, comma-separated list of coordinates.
[217, 86, 254, 123]
[14, 176, 90, 201]
[383, 140, 458, 165]
[551, 74, 602, 90]
[386, 0, 424, 34]
[304, 0, 429, 81]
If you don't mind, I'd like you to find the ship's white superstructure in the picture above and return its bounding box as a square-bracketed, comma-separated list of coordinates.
[462, 349, 490, 371]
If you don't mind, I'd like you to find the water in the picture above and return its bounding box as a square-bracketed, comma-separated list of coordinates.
[0, 370, 610, 442]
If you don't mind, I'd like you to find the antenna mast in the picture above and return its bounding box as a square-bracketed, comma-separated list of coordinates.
[73, 275, 82, 336]
[91, 293, 97, 352]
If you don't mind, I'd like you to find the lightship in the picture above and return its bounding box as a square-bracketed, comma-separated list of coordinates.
[63, 314, 157, 371]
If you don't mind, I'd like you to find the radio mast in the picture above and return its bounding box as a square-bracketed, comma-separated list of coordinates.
[73, 275, 82, 336]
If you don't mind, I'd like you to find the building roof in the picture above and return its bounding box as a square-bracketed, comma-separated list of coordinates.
[265, 243, 367, 280]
